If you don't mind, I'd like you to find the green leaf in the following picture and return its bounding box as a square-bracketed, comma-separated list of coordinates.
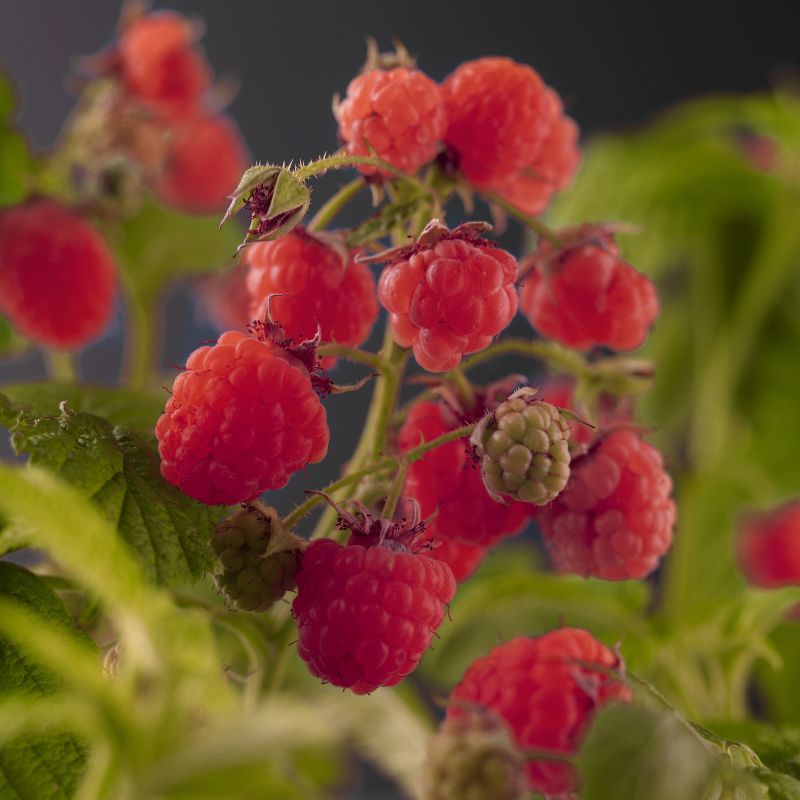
[0, 71, 35, 208]
[0, 563, 92, 799]
[751, 769, 800, 799]
[0, 396, 219, 585]
[346, 197, 420, 247]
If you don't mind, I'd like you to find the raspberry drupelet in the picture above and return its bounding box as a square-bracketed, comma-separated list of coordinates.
[738, 500, 800, 590]
[244, 230, 378, 364]
[377, 220, 518, 372]
[0, 199, 118, 349]
[336, 60, 446, 176]
[520, 226, 659, 352]
[292, 497, 456, 693]
[448, 628, 632, 797]
[537, 429, 676, 580]
[156, 327, 329, 505]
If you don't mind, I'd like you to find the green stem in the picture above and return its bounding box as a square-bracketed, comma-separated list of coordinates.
[43, 350, 78, 382]
[456, 338, 590, 378]
[124, 287, 157, 391]
[447, 366, 476, 409]
[486, 193, 562, 244]
[294, 153, 427, 194]
[382, 459, 409, 520]
[307, 178, 364, 233]
[316, 343, 385, 372]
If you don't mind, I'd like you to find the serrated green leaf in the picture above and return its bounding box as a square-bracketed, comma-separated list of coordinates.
[0, 396, 219, 585]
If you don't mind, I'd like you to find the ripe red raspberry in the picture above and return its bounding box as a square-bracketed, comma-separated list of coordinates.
[336, 66, 446, 176]
[442, 57, 551, 190]
[496, 89, 580, 217]
[156, 327, 329, 505]
[198, 261, 252, 332]
[0, 199, 118, 349]
[118, 11, 210, 115]
[738, 500, 800, 589]
[424, 535, 487, 583]
[377, 221, 518, 372]
[448, 628, 631, 796]
[155, 113, 248, 214]
[399, 399, 528, 549]
[292, 499, 456, 694]
[537, 429, 676, 580]
[520, 227, 659, 352]
[244, 230, 378, 365]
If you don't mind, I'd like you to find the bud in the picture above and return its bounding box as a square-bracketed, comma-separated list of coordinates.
[421, 708, 527, 800]
[471, 387, 571, 504]
[210, 502, 304, 612]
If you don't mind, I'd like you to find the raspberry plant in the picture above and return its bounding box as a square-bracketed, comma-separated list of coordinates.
[1, 7, 800, 800]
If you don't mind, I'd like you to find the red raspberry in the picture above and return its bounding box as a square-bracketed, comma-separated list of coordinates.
[156, 328, 329, 505]
[520, 227, 659, 352]
[738, 501, 800, 589]
[496, 89, 580, 217]
[399, 400, 528, 549]
[377, 221, 518, 372]
[537, 430, 676, 580]
[337, 67, 446, 176]
[118, 11, 210, 115]
[426, 536, 487, 583]
[292, 500, 456, 693]
[0, 199, 118, 349]
[442, 57, 551, 190]
[197, 261, 252, 332]
[448, 628, 631, 796]
[244, 230, 378, 365]
[155, 113, 248, 214]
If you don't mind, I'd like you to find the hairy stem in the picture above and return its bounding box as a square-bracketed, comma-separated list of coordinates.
[307, 177, 364, 233]
[382, 459, 409, 521]
[294, 152, 427, 194]
[486, 193, 562, 245]
[316, 343, 385, 372]
[456, 338, 590, 378]
[43, 349, 78, 383]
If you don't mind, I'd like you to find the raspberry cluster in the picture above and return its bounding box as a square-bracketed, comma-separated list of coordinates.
[537, 429, 676, 580]
[244, 230, 378, 363]
[520, 227, 659, 352]
[292, 500, 456, 693]
[0, 199, 118, 349]
[738, 500, 800, 589]
[448, 628, 631, 796]
[378, 221, 518, 371]
[156, 329, 329, 505]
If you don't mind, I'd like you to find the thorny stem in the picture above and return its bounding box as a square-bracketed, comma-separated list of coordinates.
[316, 343, 385, 372]
[455, 338, 591, 378]
[306, 177, 364, 233]
[487, 192, 562, 245]
[293, 152, 429, 195]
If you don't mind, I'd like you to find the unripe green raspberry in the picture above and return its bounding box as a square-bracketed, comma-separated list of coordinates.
[210, 501, 304, 612]
[471, 387, 571, 504]
[421, 709, 527, 800]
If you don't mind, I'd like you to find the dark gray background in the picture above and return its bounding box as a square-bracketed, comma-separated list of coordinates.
[0, 2, 797, 796]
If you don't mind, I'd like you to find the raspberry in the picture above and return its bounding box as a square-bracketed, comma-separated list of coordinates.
[211, 501, 304, 612]
[426, 536, 487, 583]
[377, 221, 518, 372]
[398, 399, 528, 549]
[738, 500, 800, 589]
[118, 11, 210, 115]
[537, 429, 676, 580]
[422, 708, 527, 800]
[198, 261, 252, 332]
[155, 113, 248, 214]
[448, 628, 632, 796]
[496, 89, 580, 217]
[442, 57, 551, 190]
[292, 498, 456, 694]
[156, 328, 329, 505]
[337, 66, 446, 176]
[0, 199, 118, 349]
[244, 230, 378, 365]
[520, 226, 659, 352]
[472, 388, 571, 505]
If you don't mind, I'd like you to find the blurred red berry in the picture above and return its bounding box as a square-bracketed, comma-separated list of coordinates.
[738, 501, 800, 589]
[520, 227, 659, 352]
[119, 10, 210, 115]
[293, 506, 456, 694]
[442, 57, 551, 190]
[425, 535, 487, 583]
[537, 429, 676, 580]
[197, 261, 252, 332]
[244, 230, 378, 365]
[155, 113, 248, 214]
[156, 329, 329, 505]
[0, 199, 118, 349]
[448, 628, 631, 796]
[399, 399, 528, 549]
[378, 221, 518, 372]
[337, 66, 446, 176]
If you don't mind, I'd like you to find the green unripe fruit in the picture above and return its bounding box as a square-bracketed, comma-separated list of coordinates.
[471, 387, 571, 505]
[421, 709, 527, 800]
[210, 502, 304, 612]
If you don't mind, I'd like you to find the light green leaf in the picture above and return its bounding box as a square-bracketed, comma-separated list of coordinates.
[0, 396, 219, 585]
